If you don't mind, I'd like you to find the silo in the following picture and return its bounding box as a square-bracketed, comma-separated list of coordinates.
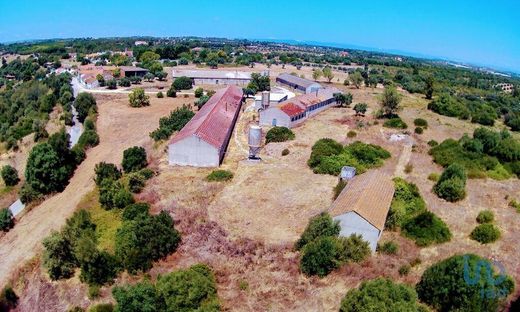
[261, 91, 270, 109]
[248, 125, 262, 160]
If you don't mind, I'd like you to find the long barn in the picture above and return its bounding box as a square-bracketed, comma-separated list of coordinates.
[168, 85, 243, 167]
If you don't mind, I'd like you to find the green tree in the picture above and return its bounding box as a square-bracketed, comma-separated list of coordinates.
[424, 75, 435, 99]
[113, 281, 162, 312]
[24, 143, 69, 194]
[340, 278, 421, 312]
[295, 212, 340, 250]
[312, 69, 322, 81]
[143, 72, 155, 82]
[194, 87, 204, 98]
[122, 146, 148, 173]
[172, 76, 193, 90]
[300, 236, 342, 277]
[379, 86, 402, 117]
[42, 231, 76, 280]
[353, 103, 368, 116]
[107, 79, 117, 90]
[247, 73, 270, 92]
[1, 165, 19, 186]
[128, 88, 150, 108]
[322, 67, 334, 83]
[94, 162, 121, 186]
[0, 208, 14, 232]
[75, 93, 97, 122]
[349, 72, 363, 89]
[265, 126, 295, 143]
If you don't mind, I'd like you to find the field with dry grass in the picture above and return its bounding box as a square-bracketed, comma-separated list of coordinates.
[2, 73, 520, 311]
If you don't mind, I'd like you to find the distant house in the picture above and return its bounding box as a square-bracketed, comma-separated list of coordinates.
[120, 66, 148, 77]
[329, 170, 395, 252]
[168, 85, 243, 167]
[494, 83, 514, 93]
[276, 73, 322, 94]
[259, 87, 339, 128]
[134, 41, 148, 46]
[171, 69, 257, 86]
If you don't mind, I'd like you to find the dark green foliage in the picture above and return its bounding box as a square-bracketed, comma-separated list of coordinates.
[470, 223, 501, 244]
[0, 208, 14, 232]
[379, 86, 402, 117]
[24, 142, 71, 194]
[471, 105, 497, 126]
[113, 281, 162, 312]
[333, 179, 347, 200]
[402, 211, 452, 246]
[156, 91, 164, 98]
[172, 76, 192, 90]
[118, 78, 131, 87]
[0, 286, 18, 311]
[414, 118, 428, 128]
[433, 163, 467, 202]
[416, 254, 514, 312]
[476, 210, 494, 224]
[155, 264, 220, 312]
[299, 236, 342, 277]
[246, 73, 270, 92]
[122, 203, 150, 221]
[295, 212, 340, 250]
[195, 95, 210, 109]
[149, 105, 194, 141]
[386, 178, 426, 230]
[340, 278, 421, 312]
[166, 86, 176, 98]
[427, 139, 438, 147]
[194, 87, 204, 98]
[138, 168, 155, 180]
[383, 117, 408, 129]
[115, 212, 181, 273]
[353, 103, 368, 116]
[1, 165, 19, 186]
[106, 79, 117, 89]
[414, 127, 424, 134]
[42, 231, 77, 280]
[84, 118, 95, 131]
[88, 303, 114, 312]
[122, 146, 147, 173]
[99, 179, 134, 210]
[428, 93, 470, 119]
[77, 130, 99, 149]
[19, 183, 40, 204]
[75, 93, 97, 123]
[377, 241, 398, 255]
[265, 126, 295, 143]
[94, 162, 121, 186]
[128, 174, 145, 193]
[206, 169, 233, 182]
[337, 234, 370, 263]
[309, 139, 391, 176]
[79, 250, 119, 286]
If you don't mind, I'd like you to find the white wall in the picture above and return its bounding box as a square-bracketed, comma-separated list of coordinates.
[168, 135, 220, 167]
[333, 211, 381, 252]
[192, 78, 251, 86]
[259, 107, 291, 127]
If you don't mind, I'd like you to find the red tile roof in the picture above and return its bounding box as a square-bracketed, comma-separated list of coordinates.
[279, 102, 305, 117]
[169, 86, 243, 150]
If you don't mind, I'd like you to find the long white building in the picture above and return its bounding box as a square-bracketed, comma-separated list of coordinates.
[171, 69, 256, 86]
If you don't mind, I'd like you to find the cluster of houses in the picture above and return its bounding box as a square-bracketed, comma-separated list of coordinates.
[78, 65, 148, 89]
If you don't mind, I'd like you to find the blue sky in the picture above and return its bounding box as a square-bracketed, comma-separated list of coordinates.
[1, 0, 519, 72]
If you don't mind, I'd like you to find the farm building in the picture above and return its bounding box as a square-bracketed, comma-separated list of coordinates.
[120, 66, 148, 77]
[329, 170, 395, 252]
[254, 91, 289, 111]
[276, 73, 322, 94]
[171, 69, 260, 86]
[168, 85, 243, 167]
[259, 87, 339, 128]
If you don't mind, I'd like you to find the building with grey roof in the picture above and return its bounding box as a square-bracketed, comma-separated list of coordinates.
[276, 73, 322, 94]
[171, 69, 257, 86]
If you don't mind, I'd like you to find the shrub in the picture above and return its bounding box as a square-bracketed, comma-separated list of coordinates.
[128, 88, 150, 107]
[94, 162, 121, 186]
[194, 87, 204, 98]
[206, 170, 233, 182]
[128, 174, 145, 193]
[75, 93, 97, 122]
[413, 118, 428, 128]
[398, 265, 411, 276]
[19, 183, 40, 204]
[79, 250, 119, 286]
[416, 254, 514, 312]
[347, 130, 357, 138]
[88, 303, 114, 312]
[156, 91, 164, 98]
[427, 139, 438, 147]
[122, 203, 150, 221]
[84, 118, 95, 131]
[99, 179, 134, 210]
[377, 241, 398, 255]
[88, 285, 100, 299]
[113, 281, 161, 312]
[353, 103, 368, 116]
[470, 223, 501, 244]
[427, 173, 439, 181]
[1, 165, 19, 186]
[265, 126, 295, 143]
[404, 163, 413, 173]
[0, 208, 14, 232]
[510, 199, 520, 212]
[427, 93, 470, 119]
[149, 105, 194, 141]
[0, 286, 18, 311]
[122, 146, 147, 173]
[300, 236, 342, 277]
[115, 212, 181, 273]
[402, 211, 452, 246]
[340, 278, 420, 312]
[333, 179, 347, 200]
[433, 164, 467, 202]
[476, 210, 494, 224]
[281, 148, 290, 156]
[43, 231, 77, 280]
[172, 76, 192, 90]
[166, 86, 177, 98]
[383, 117, 408, 129]
[195, 95, 210, 109]
[337, 234, 370, 263]
[295, 212, 340, 250]
[414, 127, 423, 134]
[106, 79, 117, 89]
[77, 130, 99, 149]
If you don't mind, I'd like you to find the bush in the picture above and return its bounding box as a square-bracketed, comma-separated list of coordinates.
[115, 212, 181, 273]
[88, 285, 100, 299]
[427, 139, 438, 147]
[195, 95, 210, 109]
[281, 148, 290, 156]
[340, 278, 421, 312]
[377, 241, 398, 255]
[414, 127, 423, 134]
[299, 236, 342, 277]
[346, 130, 357, 138]
[88, 303, 113, 312]
[172, 76, 192, 90]
[19, 183, 40, 204]
[427, 173, 439, 181]
[427, 93, 470, 119]
[94, 162, 122, 186]
[333, 179, 347, 200]
[99, 179, 134, 210]
[470, 223, 501, 244]
[337, 234, 370, 263]
[0, 208, 14, 232]
[404, 163, 413, 173]
[206, 170, 233, 182]
[510, 199, 520, 212]
[122, 146, 147, 173]
[383, 117, 408, 129]
[265, 126, 295, 143]
[402, 211, 452, 246]
[128, 88, 150, 107]
[433, 163, 467, 202]
[118, 78, 131, 87]
[128, 174, 145, 193]
[43, 231, 77, 280]
[194, 87, 204, 98]
[398, 265, 411, 276]
[295, 212, 340, 250]
[75, 93, 97, 122]
[122, 203, 150, 221]
[77, 130, 99, 149]
[80, 250, 119, 286]
[149, 105, 194, 141]
[113, 281, 161, 312]
[166, 86, 177, 98]
[84, 118, 95, 131]
[413, 118, 428, 128]
[1, 165, 19, 186]
[476, 210, 494, 224]
[416, 254, 514, 312]
[156, 91, 164, 98]
[106, 79, 117, 89]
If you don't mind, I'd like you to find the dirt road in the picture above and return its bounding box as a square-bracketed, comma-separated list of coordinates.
[0, 94, 183, 287]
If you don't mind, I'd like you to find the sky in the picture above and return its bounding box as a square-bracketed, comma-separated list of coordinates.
[0, 0, 519, 73]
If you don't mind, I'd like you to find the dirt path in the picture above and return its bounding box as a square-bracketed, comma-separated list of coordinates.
[0, 95, 182, 288]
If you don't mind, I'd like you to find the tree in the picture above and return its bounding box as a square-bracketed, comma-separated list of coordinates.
[42, 231, 76, 280]
[433, 163, 467, 202]
[96, 74, 105, 87]
[300, 236, 342, 277]
[172, 76, 193, 90]
[424, 75, 434, 99]
[265, 127, 295, 143]
[0, 208, 14, 232]
[322, 67, 334, 83]
[194, 87, 204, 98]
[334, 92, 353, 107]
[99, 179, 134, 210]
[143, 72, 155, 82]
[195, 95, 210, 110]
[312, 69, 322, 81]
[349, 72, 363, 88]
[25, 143, 70, 194]
[416, 254, 514, 312]
[75, 93, 97, 122]
[379, 86, 402, 117]
[119, 78, 131, 87]
[128, 88, 150, 108]
[139, 51, 160, 64]
[122, 146, 147, 173]
[149, 105, 195, 141]
[115, 212, 181, 273]
[79, 250, 118, 286]
[113, 281, 162, 312]
[94, 162, 121, 186]
[155, 71, 167, 81]
[247, 73, 270, 92]
[353, 103, 368, 116]
[1, 165, 19, 186]
[295, 212, 340, 250]
[340, 278, 421, 312]
[107, 79, 117, 89]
